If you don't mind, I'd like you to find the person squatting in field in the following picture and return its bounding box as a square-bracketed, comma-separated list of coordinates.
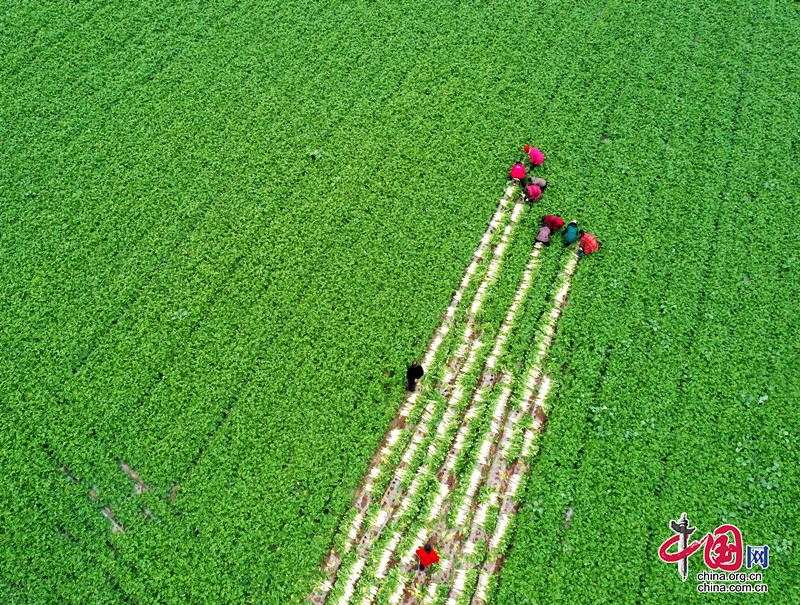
[406, 360, 424, 392]
[577, 230, 600, 258]
[563, 220, 579, 245]
[416, 543, 440, 571]
[529, 176, 548, 189]
[542, 215, 564, 232]
[524, 183, 541, 204]
[510, 162, 526, 185]
[535, 225, 551, 246]
[524, 145, 545, 166]
[523, 177, 547, 204]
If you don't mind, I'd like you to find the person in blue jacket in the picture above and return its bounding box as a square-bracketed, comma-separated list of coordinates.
[563, 220, 579, 245]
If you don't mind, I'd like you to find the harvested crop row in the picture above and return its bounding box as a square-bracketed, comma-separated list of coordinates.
[380, 253, 577, 605]
[313, 187, 521, 604]
[328, 197, 528, 605]
[351, 242, 548, 604]
[457, 257, 578, 605]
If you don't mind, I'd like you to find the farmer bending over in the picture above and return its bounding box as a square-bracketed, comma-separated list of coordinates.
[535, 225, 551, 246]
[563, 220, 579, 245]
[524, 178, 548, 204]
[524, 183, 542, 204]
[577, 231, 600, 258]
[406, 361, 424, 392]
[510, 162, 526, 185]
[416, 543, 440, 571]
[542, 215, 565, 232]
[524, 145, 545, 166]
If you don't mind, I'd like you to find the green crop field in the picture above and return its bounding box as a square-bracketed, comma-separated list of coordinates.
[1, 0, 799, 604]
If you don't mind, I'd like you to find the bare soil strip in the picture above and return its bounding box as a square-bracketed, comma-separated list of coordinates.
[101, 506, 124, 533]
[120, 462, 149, 494]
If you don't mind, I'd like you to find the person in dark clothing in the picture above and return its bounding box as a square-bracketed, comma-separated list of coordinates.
[407, 361, 424, 391]
[416, 543, 440, 571]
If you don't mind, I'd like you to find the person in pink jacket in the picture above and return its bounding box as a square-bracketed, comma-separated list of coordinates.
[510, 162, 526, 184]
[524, 145, 545, 166]
[524, 183, 542, 204]
[523, 177, 547, 204]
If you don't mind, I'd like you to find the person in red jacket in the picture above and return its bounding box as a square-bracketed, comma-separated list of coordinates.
[416, 543, 440, 571]
[578, 231, 600, 258]
[542, 215, 565, 232]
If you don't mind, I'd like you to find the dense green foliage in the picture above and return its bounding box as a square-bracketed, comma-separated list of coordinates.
[493, 1, 800, 604]
[1, 0, 798, 603]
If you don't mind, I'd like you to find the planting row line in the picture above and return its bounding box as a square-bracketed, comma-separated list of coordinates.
[328, 194, 529, 605]
[384, 252, 577, 605]
[451, 255, 578, 605]
[312, 186, 522, 604]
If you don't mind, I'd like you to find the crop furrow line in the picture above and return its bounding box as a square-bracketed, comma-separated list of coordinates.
[446, 254, 578, 605]
[312, 187, 520, 604]
[330, 196, 527, 605]
[384, 253, 575, 605]
[351, 242, 547, 605]
[465, 376, 553, 605]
